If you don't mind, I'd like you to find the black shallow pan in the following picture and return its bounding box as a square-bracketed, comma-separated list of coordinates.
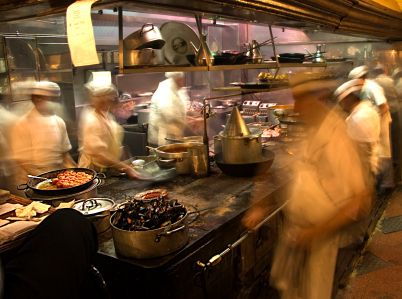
[18, 168, 105, 196]
[215, 149, 275, 177]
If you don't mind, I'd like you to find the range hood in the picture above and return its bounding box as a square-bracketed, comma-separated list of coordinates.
[0, 0, 402, 40]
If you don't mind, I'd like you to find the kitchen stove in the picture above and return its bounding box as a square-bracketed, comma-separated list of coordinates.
[24, 179, 102, 206]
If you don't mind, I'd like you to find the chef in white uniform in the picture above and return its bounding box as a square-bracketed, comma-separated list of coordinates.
[148, 72, 188, 146]
[10, 81, 76, 189]
[78, 83, 139, 179]
[335, 79, 381, 175]
[349, 65, 394, 192]
[243, 73, 369, 299]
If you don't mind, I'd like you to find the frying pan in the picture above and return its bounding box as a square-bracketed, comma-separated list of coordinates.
[215, 149, 275, 177]
[17, 168, 105, 195]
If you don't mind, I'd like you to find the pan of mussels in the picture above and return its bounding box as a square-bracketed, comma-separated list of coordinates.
[110, 189, 189, 259]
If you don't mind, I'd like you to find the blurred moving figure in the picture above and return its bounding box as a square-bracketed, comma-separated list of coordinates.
[10, 81, 76, 189]
[78, 83, 139, 179]
[0, 100, 16, 190]
[349, 65, 394, 192]
[335, 79, 380, 176]
[372, 64, 402, 182]
[148, 72, 188, 146]
[243, 73, 370, 299]
[392, 67, 402, 97]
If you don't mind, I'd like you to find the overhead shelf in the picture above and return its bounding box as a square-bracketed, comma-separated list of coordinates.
[119, 60, 353, 74]
[119, 63, 279, 74]
[120, 65, 207, 74]
[208, 61, 278, 71]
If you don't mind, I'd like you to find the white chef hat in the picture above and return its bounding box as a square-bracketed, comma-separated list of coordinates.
[334, 79, 364, 102]
[348, 65, 369, 79]
[31, 81, 61, 97]
[85, 82, 118, 98]
[165, 72, 184, 79]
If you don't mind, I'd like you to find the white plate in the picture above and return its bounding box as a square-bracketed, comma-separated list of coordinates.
[160, 21, 200, 65]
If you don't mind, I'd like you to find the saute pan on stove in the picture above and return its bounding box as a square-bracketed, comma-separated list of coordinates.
[18, 168, 105, 196]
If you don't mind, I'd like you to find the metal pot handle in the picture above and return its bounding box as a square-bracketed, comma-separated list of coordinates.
[17, 183, 28, 190]
[140, 23, 155, 36]
[155, 224, 186, 243]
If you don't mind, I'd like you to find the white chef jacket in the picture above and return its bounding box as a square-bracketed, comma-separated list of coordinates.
[10, 107, 72, 183]
[361, 79, 392, 158]
[346, 101, 380, 174]
[346, 101, 380, 143]
[375, 74, 399, 113]
[78, 107, 123, 171]
[271, 109, 368, 299]
[148, 78, 188, 146]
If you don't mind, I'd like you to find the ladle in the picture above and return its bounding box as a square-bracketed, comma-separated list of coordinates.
[27, 175, 52, 183]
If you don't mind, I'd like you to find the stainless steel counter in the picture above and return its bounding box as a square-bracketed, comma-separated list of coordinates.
[95, 142, 293, 298]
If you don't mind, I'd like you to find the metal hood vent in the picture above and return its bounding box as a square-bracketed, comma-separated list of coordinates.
[0, 0, 402, 40]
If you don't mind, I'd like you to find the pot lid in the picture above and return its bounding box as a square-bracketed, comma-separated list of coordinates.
[222, 106, 251, 137]
[72, 198, 115, 216]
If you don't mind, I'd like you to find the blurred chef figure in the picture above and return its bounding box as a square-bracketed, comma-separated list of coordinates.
[392, 67, 402, 97]
[10, 81, 76, 189]
[0, 98, 17, 190]
[335, 79, 380, 176]
[148, 72, 188, 146]
[78, 83, 139, 179]
[243, 73, 369, 299]
[372, 64, 402, 182]
[349, 65, 394, 193]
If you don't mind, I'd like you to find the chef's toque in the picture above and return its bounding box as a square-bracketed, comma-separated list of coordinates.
[334, 79, 364, 102]
[31, 81, 61, 97]
[348, 65, 369, 79]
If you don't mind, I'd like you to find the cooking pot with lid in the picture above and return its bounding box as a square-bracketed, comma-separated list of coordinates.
[124, 23, 165, 50]
[218, 129, 263, 164]
[73, 198, 115, 234]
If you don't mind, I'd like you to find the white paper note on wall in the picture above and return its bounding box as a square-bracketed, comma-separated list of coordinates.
[66, 0, 99, 67]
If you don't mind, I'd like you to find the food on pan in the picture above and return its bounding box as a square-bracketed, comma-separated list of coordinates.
[112, 195, 186, 231]
[36, 170, 93, 190]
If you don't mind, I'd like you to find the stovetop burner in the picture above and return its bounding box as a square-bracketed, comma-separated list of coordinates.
[25, 179, 102, 202]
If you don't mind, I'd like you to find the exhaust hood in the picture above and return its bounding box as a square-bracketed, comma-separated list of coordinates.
[0, 0, 401, 40]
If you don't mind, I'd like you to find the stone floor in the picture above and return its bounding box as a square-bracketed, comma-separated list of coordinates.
[336, 187, 402, 299]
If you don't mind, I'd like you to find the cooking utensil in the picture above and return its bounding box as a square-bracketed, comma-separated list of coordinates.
[215, 148, 275, 177]
[230, 82, 270, 89]
[110, 201, 189, 259]
[27, 175, 52, 182]
[18, 168, 104, 196]
[123, 48, 164, 66]
[123, 23, 165, 50]
[160, 21, 200, 65]
[212, 51, 249, 65]
[164, 136, 203, 143]
[246, 40, 263, 64]
[73, 198, 115, 234]
[272, 53, 305, 63]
